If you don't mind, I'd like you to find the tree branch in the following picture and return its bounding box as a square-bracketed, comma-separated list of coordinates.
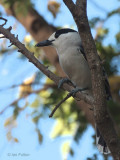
[63, 0, 120, 159]
[0, 83, 57, 115]
[0, 2, 98, 128]
[49, 92, 73, 118]
[0, 0, 99, 130]
[0, 18, 94, 112]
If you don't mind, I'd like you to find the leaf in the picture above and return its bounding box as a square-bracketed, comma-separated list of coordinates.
[36, 128, 43, 144]
[30, 98, 40, 108]
[4, 116, 17, 127]
[116, 32, 120, 44]
[69, 148, 74, 156]
[50, 118, 78, 138]
[24, 34, 32, 43]
[14, 138, 19, 143]
[46, 77, 54, 84]
[19, 74, 35, 97]
[61, 141, 71, 159]
[96, 27, 109, 40]
[48, 0, 61, 18]
[32, 114, 42, 124]
[4, 118, 12, 127]
[6, 131, 12, 141]
[13, 105, 19, 118]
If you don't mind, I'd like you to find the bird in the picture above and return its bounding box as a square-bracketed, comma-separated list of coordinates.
[35, 28, 111, 154]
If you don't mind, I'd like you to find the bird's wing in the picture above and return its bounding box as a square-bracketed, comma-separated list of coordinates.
[80, 45, 112, 100]
[102, 66, 112, 100]
[80, 44, 87, 60]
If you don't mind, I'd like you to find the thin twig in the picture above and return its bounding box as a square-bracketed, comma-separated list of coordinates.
[0, 82, 56, 92]
[8, 43, 14, 47]
[49, 92, 73, 118]
[0, 83, 36, 92]
[0, 97, 21, 115]
[0, 17, 7, 26]
[0, 85, 55, 115]
[0, 17, 94, 107]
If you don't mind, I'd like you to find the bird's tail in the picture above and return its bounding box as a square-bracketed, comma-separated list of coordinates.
[96, 126, 110, 154]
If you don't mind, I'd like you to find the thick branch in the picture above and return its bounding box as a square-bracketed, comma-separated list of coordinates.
[63, 0, 120, 159]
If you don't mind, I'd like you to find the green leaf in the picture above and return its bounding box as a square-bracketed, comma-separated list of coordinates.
[30, 98, 40, 108]
[116, 32, 120, 44]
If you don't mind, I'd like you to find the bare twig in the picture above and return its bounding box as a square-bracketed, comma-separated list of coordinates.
[8, 43, 14, 47]
[0, 82, 56, 92]
[0, 17, 7, 26]
[0, 84, 56, 115]
[49, 92, 73, 118]
[0, 97, 21, 115]
[0, 82, 37, 92]
[0, 18, 94, 108]
[49, 88, 94, 117]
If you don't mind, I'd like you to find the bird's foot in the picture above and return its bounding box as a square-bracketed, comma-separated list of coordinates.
[70, 87, 89, 97]
[58, 78, 76, 89]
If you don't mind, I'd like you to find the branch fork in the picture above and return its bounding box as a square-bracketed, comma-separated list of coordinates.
[0, 16, 94, 116]
[63, 0, 120, 159]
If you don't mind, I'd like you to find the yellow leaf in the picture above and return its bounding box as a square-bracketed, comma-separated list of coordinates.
[46, 77, 54, 84]
[24, 35, 32, 43]
[61, 141, 71, 159]
[39, 90, 50, 98]
[30, 99, 40, 108]
[23, 74, 35, 84]
[4, 116, 17, 127]
[6, 131, 12, 141]
[19, 74, 36, 97]
[4, 118, 12, 127]
[19, 85, 32, 97]
[50, 118, 77, 138]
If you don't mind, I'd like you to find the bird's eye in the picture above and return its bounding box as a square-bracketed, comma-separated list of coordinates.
[55, 33, 59, 38]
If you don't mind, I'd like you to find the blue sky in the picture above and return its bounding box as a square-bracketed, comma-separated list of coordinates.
[0, 0, 120, 160]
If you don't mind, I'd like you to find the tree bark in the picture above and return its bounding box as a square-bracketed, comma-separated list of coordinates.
[63, 0, 120, 159]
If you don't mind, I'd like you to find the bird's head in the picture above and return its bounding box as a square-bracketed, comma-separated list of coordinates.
[35, 28, 81, 50]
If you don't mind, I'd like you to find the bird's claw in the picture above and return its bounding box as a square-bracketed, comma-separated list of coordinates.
[70, 87, 89, 97]
[58, 78, 75, 88]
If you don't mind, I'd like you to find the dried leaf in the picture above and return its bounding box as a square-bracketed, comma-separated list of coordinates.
[48, 0, 60, 18]
[14, 138, 19, 143]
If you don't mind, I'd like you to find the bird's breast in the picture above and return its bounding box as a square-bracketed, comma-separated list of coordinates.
[59, 49, 92, 90]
